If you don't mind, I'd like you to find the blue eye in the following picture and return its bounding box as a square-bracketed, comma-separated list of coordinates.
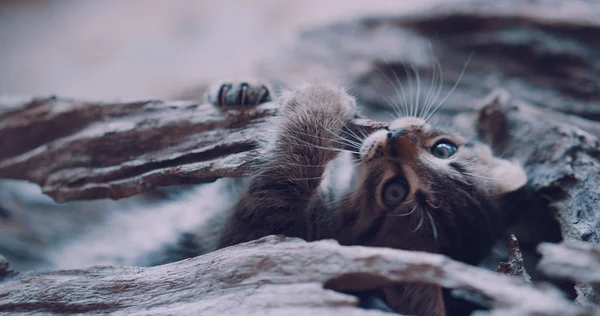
[382, 179, 409, 207]
[431, 141, 457, 159]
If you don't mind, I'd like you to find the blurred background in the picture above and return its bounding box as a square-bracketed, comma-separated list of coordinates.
[0, 0, 439, 271]
[0, 0, 437, 99]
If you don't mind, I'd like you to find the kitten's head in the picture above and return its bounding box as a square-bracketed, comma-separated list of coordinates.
[342, 116, 526, 264]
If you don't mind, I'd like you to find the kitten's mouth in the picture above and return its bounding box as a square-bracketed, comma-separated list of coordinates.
[359, 130, 389, 162]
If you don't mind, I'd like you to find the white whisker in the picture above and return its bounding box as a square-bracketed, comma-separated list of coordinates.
[425, 52, 473, 122]
[383, 203, 418, 217]
[383, 58, 410, 117]
[411, 63, 421, 118]
[426, 210, 438, 243]
[410, 209, 425, 234]
[377, 63, 407, 117]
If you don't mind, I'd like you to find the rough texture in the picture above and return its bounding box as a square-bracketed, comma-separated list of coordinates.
[0, 236, 596, 316]
[0, 96, 384, 202]
[0, 96, 275, 202]
[538, 242, 600, 307]
[497, 235, 531, 283]
[0, 255, 13, 279]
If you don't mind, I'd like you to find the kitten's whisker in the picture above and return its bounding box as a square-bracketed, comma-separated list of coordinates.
[424, 58, 444, 121]
[317, 122, 359, 143]
[422, 54, 442, 120]
[429, 200, 443, 209]
[496, 147, 510, 159]
[461, 171, 504, 181]
[288, 129, 362, 150]
[376, 61, 406, 117]
[285, 163, 336, 168]
[287, 176, 325, 181]
[411, 63, 421, 118]
[352, 161, 365, 169]
[425, 210, 438, 243]
[383, 58, 410, 117]
[370, 72, 404, 117]
[354, 126, 370, 141]
[410, 209, 425, 234]
[421, 63, 436, 119]
[321, 126, 365, 150]
[384, 97, 404, 117]
[341, 127, 366, 145]
[420, 42, 435, 119]
[387, 204, 418, 217]
[425, 52, 473, 123]
[284, 136, 360, 155]
[402, 61, 415, 118]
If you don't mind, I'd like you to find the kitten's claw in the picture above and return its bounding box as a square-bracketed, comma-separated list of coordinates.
[206, 80, 272, 106]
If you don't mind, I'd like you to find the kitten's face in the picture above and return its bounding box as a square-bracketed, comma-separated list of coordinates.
[347, 117, 526, 263]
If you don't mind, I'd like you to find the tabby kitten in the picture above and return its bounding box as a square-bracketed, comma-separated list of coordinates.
[160, 81, 527, 315]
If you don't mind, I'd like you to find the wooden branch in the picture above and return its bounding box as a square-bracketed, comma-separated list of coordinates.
[538, 241, 600, 306]
[0, 236, 594, 316]
[0, 96, 385, 202]
[538, 241, 600, 286]
[497, 234, 531, 283]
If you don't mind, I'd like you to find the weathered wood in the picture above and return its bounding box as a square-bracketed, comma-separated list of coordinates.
[0, 236, 594, 316]
[538, 242, 600, 307]
[497, 235, 531, 284]
[0, 96, 385, 202]
[0, 255, 14, 280]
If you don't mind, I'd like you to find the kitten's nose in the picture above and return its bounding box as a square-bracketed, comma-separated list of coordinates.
[387, 129, 408, 143]
[387, 128, 419, 158]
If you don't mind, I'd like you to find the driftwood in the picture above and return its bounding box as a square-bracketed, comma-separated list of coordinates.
[497, 234, 531, 284]
[0, 96, 384, 202]
[0, 236, 597, 316]
[538, 242, 600, 307]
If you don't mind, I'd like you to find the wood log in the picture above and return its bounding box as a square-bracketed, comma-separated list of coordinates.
[538, 242, 600, 307]
[0, 236, 595, 316]
[0, 96, 385, 202]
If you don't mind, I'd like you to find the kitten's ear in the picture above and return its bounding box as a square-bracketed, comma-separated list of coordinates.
[490, 158, 527, 195]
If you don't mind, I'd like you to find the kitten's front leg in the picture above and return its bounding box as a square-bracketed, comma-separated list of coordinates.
[218, 83, 357, 248]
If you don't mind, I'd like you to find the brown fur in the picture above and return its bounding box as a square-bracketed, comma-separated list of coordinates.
[157, 81, 528, 316]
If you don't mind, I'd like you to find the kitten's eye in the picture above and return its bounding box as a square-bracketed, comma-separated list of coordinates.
[382, 179, 409, 207]
[431, 140, 457, 159]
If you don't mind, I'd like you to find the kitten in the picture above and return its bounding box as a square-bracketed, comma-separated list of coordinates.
[154, 81, 528, 315]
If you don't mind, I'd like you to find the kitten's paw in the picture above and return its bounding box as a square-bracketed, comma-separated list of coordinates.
[280, 83, 357, 121]
[206, 80, 273, 106]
